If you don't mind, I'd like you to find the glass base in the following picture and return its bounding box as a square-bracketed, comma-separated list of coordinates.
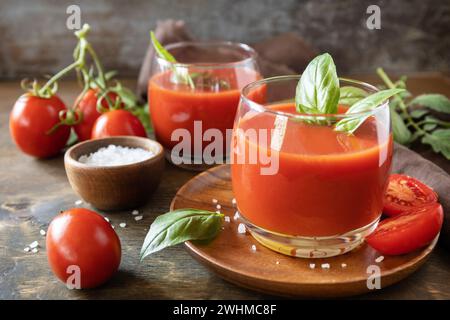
[165, 150, 227, 172]
[240, 214, 380, 258]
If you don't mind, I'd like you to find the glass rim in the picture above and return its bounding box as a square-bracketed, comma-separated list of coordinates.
[155, 41, 258, 69]
[241, 75, 389, 120]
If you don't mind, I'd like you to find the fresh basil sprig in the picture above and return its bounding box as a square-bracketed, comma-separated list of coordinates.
[296, 53, 340, 115]
[339, 86, 368, 106]
[150, 31, 195, 89]
[376, 68, 450, 159]
[334, 88, 404, 134]
[140, 209, 223, 260]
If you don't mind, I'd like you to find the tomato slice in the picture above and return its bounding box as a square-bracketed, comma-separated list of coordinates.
[383, 174, 437, 216]
[366, 203, 443, 255]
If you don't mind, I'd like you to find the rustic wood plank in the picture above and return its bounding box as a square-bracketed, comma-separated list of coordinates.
[0, 75, 449, 299]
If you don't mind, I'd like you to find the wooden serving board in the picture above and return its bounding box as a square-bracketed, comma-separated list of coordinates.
[170, 164, 438, 298]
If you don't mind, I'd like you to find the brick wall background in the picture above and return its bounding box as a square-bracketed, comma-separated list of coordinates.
[0, 0, 448, 79]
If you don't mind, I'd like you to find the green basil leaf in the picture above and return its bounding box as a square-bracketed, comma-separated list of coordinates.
[150, 31, 177, 63]
[421, 129, 450, 159]
[334, 88, 404, 134]
[391, 108, 412, 145]
[410, 109, 429, 119]
[409, 94, 450, 114]
[296, 53, 340, 114]
[150, 31, 195, 88]
[409, 130, 424, 143]
[423, 123, 437, 131]
[339, 86, 368, 106]
[140, 209, 223, 260]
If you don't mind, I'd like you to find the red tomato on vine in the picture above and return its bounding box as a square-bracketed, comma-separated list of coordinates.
[73, 89, 120, 141]
[9, 93, 71, 158]
[91, 109, 147, 139]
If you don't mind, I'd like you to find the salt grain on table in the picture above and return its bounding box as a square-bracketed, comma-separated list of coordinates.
[78, 145, 154, 167]
[233, 211, 240, 220]
[40, 229, 46, 236]
[29, 241, 39, 249]
[216, 204, 221, 210]
[212, 199, 218, 204]
[119, 223, 127, 228]
[75, 200, 83, 206]
[224, 216, 230, 223]
[135, 215, 143, 221]
[237, 223, 246, 234]
[341, 263, 347, 268]
[132, 210, 139, 216]
[31, 248, 39, 253]
[309, 263, 315, 269]
[375, 256, 385, 263]
[251, 245, 257, 252]
[321, 263, 330, 269]
[232, 198, 236, 205]
[24, 247, 30, 252]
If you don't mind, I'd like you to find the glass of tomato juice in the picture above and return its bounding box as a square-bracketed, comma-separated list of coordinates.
[148, 41, 260, 170]
[231, 76, 393, 258]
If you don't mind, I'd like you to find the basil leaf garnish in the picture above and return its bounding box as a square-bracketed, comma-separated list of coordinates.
[295, 53, 340, 115]
[150, 31, 195, 88]
[140, 209, 223, 260]
[334, 88, 404, 134]
[339, 86, 368, 106]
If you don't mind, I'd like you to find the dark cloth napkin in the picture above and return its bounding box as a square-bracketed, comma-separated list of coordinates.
[138, 20, 450, 249]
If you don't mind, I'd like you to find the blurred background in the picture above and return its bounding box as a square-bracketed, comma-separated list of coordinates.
[0, 0, 449, 79]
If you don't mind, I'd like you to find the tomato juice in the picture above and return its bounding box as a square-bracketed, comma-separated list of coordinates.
[148, 68, 261, 160]
[231, 103, 393, 237]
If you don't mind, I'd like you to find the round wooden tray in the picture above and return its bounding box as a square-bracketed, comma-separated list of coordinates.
[170, 165, 437, 298]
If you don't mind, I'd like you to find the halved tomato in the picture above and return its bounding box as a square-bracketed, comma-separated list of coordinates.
[366, 203, 443, 255]
[383, 174, 438, 216]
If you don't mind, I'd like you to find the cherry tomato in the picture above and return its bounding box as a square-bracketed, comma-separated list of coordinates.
[383, 174, 438, 216]
[91, 109, 147, 139]
[73, 89, 120, 141]
[366, 203, 443, 255]
[46, 208, 121, 289]
[9, 94, 70, 158]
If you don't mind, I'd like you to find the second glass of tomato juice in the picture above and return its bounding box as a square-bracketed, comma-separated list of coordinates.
[231, 76, 393, 258]
[148, 41, 260, 170]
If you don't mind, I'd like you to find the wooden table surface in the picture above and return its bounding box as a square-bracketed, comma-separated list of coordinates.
[1, 74, 449, 300]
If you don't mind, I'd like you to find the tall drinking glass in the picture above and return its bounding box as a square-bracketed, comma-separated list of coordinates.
[231, 76, 393, 258]
[148, 41, 260, 171]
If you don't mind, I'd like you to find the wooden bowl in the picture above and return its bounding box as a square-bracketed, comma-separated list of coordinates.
[64, 136, 165, 211]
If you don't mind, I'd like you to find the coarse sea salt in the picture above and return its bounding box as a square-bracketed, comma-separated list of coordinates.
[375, 256, 385, 263]
[29, 241, 39, 249]
[78, 145, 154, 167]
[237, 223, 246, 234]
[224, 216, 231, 223]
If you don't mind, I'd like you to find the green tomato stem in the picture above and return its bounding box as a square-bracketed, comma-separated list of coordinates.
[376, 68, 428, 137]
